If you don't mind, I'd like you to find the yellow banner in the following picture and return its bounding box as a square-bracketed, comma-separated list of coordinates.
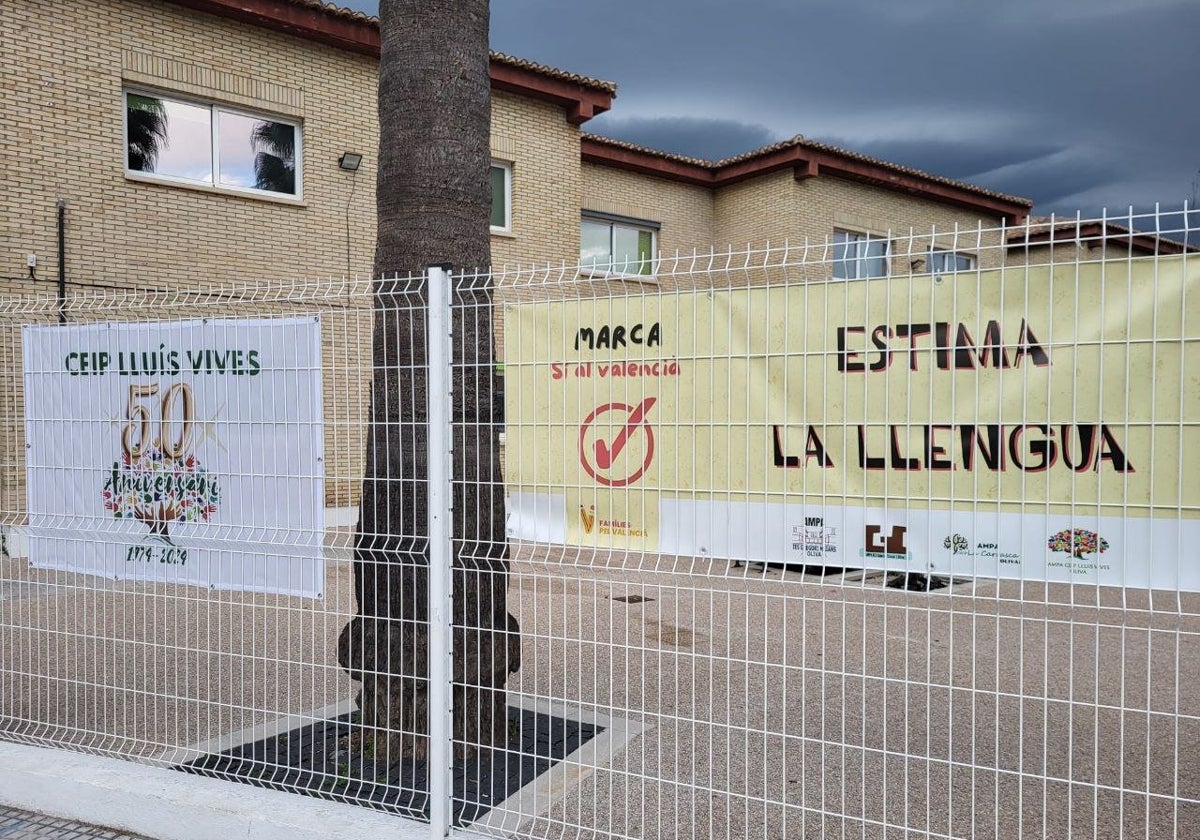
[504, 257, 1199, 587]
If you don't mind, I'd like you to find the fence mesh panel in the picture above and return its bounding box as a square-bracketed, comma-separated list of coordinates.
[1, 210, 1197, 839]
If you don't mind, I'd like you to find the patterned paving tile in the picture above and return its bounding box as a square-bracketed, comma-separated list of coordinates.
[0, 807, 146, 840]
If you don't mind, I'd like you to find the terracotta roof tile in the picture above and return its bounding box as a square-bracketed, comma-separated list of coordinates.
[783, 137, 1031, 206]
[273, 1, 617, 93]
[1017, 215, 1146, 234]
[581, 134, 712, 168]
[283, 0, 376, 23]
[489, 53, 616, 94]
[1014, 217, 1147, 239]
[584, 133, 1032, 207]
[1007, 217, 1198, 252]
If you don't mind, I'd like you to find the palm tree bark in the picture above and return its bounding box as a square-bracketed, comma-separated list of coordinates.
[337, 0, 517, 760]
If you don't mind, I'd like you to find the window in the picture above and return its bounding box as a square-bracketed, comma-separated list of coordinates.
[581, 212, 659, 276]
[928, 249, 976, 273]
[490, 162, 511, 232]
[833, 229, 889, 279]
[125, 90, 301, 198]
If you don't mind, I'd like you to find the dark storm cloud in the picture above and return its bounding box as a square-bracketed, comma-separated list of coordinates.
[966, 153, 1118, 209]
[819, 139, 1067, 185]
[816, 136, 1119, 208]
[342, 0, 1200, 218]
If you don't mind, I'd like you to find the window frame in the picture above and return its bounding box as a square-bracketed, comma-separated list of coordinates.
[123, 87, 304, 202]
[580, 210, 660, 280]
[832, 229, 890, 280]
[490, 161, 512, 234]
[927, 248, 977, 274]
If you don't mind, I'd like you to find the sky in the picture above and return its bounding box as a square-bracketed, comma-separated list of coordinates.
[342, 0, 1200, 223]
[142, 102, 269, 188]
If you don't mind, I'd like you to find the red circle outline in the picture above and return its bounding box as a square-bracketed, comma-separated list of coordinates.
[578, 401, 655, 488]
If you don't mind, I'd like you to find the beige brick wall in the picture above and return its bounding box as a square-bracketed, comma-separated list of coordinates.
[492, 93, 581, 270]
[796, 177, 1009, 273]
[1005, 242, 1140, 266]
[714, 170, 802, 252]
[0, 0, 583, 509]
[581, 164, 714, 259]
[2, 0, 386, 507]
[3, 0, 377, 286]
[1, 0, 1035, 516]
[3, 1, 580, 284]
[488, 94, 583, 359]
[714, 170, 1010, 275]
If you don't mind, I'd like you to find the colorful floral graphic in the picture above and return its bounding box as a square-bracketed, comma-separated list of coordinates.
[1047, 528, 1109, 560]
[102, 446, 220, 542]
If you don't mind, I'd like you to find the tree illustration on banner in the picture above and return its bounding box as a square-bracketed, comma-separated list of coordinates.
[101, 383, 220, 543]
[1047, 528, 1109, 560]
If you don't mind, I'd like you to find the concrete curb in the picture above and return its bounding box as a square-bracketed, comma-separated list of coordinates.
[0, 741, 458, 840]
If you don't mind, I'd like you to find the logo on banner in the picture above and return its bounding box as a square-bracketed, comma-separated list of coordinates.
[789, 517, 839, 558]
[942, 533, 1021, 565]
[579, 397, 657, 487]
[863, 524, 908, 559]
[1047, 528, 1109, 561]
[943, 534, 969, 554]
[100, 383, 221, 563]
[580, 504, 596, 534]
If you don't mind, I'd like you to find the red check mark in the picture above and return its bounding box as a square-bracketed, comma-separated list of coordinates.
[594, 397, 656, 470]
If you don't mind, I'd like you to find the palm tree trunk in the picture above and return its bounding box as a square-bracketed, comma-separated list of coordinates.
[336, 0, 517, 760]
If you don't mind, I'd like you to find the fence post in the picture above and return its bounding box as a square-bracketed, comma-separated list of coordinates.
[425, 263, 454, 838]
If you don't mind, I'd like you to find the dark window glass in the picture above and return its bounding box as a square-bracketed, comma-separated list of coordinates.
[490, 165, 509, 229]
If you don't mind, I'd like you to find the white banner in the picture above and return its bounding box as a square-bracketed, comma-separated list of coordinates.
[656, 498, 1199, 591]
[508, 492, 1199, 591]
[23, 317, 325, 598]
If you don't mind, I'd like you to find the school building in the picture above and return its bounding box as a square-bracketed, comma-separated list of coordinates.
[22, 0, 1193, 509]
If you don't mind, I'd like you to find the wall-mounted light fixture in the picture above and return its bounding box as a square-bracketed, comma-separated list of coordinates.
[338, 152, 363, 172]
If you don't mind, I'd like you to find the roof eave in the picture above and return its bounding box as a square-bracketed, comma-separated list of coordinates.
[165, 0, 614, 123]
[489, 63, 613, 125]
[583, 138, 1031, 224]
[715, 145, 1029, 224]
[1008, 224, 1195, 255]
[169, 0, 379, 56]
[807, 158, 1030, 226]
[581, 138, 714, 186]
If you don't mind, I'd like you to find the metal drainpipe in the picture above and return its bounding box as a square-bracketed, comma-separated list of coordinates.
[56, 200, 66, 324]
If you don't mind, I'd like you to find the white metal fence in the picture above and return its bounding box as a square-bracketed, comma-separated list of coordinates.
[1, 210, 1197, 840]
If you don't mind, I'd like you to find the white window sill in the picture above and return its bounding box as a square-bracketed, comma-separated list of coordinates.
[577, 268, 659, 285]
[490, 228, 517, 239]
[125, 171, 307, 207]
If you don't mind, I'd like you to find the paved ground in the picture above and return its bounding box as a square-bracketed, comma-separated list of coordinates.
[2, 547, 1197, 840]
[0, 807, 146, 840]
[494, 557, 1199, 840]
